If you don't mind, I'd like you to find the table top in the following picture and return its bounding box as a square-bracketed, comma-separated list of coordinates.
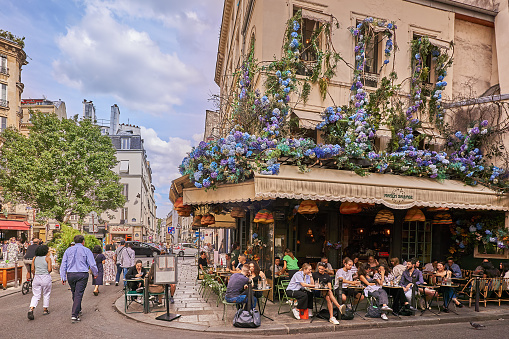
[346, 285, 364, 289]
[382, 284, 403, 289]
[419, 284, 459, 288]
[253, 287, 272, 291]
[310, 287, 331, 291]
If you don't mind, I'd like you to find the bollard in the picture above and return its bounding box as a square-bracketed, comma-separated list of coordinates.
[475, 276, 480, 312]
[143, 275, 150, 314]
[14, 259, 18, 288]
[338, 277, 343, 304]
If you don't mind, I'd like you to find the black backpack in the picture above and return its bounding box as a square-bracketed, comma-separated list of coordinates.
[341, 307, 355, 320]
[398, 305, 414, 316]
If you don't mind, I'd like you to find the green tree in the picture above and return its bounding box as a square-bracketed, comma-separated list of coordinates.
[52, 224, 101, 263]
[0, 111, 126, 223]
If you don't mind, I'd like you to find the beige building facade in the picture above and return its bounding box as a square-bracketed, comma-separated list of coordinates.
[20, 98, 67, 136]
[215, 0, 509, 139]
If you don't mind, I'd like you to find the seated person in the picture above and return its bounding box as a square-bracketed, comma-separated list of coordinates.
[232, 255, 247, 272]
[423, 259, 438, 273]
[350, 257, 359, 278]
[334, 257, 364, 306]
[283, 249, 299, 279]
[147, 263, 176, 304]
[380, 264, 416, 315]
[198, 251, 208, 272]
[444, 258, 462, 278]
[399, 258, 435, 308]
[389, 257, 406, 284]
[312, 262, 346, 325]
[125, 260, 147, 292]
[273, 257, 283, 277]
[434, 262, 463, 311]
[286, 263, 314, 320]
[249, 261, 266, 298]
[367, 256, 379, 274]
[225, 253, 233, 271]
[315, 256, 334, 275]
[500, 263, 509, 278]
[225, 264, 256, 308]
[358, 263, 392, 320]
[473, 258, 491, 276]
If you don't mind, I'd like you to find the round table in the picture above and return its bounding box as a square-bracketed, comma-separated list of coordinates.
[253, 287, 273, 320]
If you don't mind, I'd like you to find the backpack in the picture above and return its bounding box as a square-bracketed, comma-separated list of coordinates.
[365, 305, 382, 318]
[232, 285, 261, 328]
[398, 305, 414, 316]
[341, 307, 355, 320]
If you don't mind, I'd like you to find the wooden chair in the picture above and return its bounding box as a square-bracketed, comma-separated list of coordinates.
[469, 278, 500, 307]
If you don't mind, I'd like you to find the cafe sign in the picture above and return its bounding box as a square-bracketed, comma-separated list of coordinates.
[382, 188, 415, 208]
[110, 226, 131, 234]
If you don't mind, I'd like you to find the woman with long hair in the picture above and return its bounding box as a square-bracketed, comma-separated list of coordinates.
[434, 261, 463, 311]
[249, 261, 267, 299]
[283, 249, 299, 279]
[103, 244, 116, 285]
[91, 245, 106, 296]
[286, 263, 315, 320]
[358, 263, 392, 320]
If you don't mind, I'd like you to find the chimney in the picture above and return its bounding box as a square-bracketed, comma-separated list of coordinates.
[110, 104, 120, 135]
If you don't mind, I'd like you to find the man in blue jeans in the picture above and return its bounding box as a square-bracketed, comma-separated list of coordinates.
[225, 264, 256, 308]
[113, 241, 125, 286]
[60, 234, 98, 323]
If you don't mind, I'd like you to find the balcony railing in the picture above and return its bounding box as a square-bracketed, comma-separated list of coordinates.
[0, 99, 8, 108]
[0, 66, 8, 76]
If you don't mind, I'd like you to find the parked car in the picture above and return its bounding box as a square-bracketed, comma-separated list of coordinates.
[173, 243, 198, 257]
[126, 241, 162, 257]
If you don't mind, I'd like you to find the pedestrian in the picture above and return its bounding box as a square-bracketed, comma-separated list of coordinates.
[60, 234, 98, 323]
[113, 240, 125, 286]
[28, 245, 52, 320]
[7, 237, 19, 263]
[119, 242, 135, 286]
[103, 244, 116, 285]
[92, 245, 105, 296]
[1, 240, 8, 261]
[24, 238, 40, 281]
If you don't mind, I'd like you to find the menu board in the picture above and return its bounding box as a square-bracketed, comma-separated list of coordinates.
[154, 255, 178, 284]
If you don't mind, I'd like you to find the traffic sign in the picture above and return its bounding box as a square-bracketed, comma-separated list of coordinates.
[168, 227, 175, 234]
[195, 231, 200, 237]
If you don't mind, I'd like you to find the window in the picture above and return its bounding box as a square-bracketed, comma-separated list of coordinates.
[356, 20, 381, 87]
[122, 184, 129, 200]
[0, 84, 7, 107]
[293, 10, 321, 76]
[119, 160, 129, 173]
[121, 138, 130, 150]
[412, 34, 434, 85]
[0, 117, 6, 132]
[0, 55, 7, 75]
[120, 207, 128, 222]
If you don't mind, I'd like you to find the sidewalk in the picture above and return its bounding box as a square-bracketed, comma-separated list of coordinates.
[0, 260, 61, 298]
[114, 258, 509, 335]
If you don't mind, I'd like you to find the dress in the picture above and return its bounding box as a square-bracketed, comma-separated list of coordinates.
[103, 250, 116, 283]
[92, 253, 106, 285]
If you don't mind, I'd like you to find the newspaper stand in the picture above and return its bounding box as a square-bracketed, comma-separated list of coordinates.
[154, 254, 181, 322]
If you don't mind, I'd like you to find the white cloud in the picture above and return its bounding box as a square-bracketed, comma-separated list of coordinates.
[53, 4, 202, 114]
[140, 126, 192, 217]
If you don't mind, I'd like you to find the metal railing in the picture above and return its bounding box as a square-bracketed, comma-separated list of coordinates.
[0, 99, 8, 108]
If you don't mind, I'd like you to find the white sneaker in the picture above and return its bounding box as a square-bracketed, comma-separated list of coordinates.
[381, 305, 392, 312]
[105, 283, 110, 286]
[308, 309, 312, 317]
[292, 308, 300, 320]
[329, 316, 340, 325]
[381, 313, 389, 321]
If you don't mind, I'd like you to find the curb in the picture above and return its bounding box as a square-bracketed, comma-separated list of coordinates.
[114, 295, 509, 335]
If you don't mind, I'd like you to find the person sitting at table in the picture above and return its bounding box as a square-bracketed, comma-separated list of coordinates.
[225, 264, 257, 308]
[473, 258, 492, 276]
[274, 257, 283, 277]
[414, 259, 422, 271]
[286, 263, 315, 320]
[334, 257, 364, 306]
[283, 249, 299, 279]
[423, 259, 438, 273]
[358, 263, 392, 320]
[480, 262, 499, 278]
[380, 264, 416, 315]
[248, 261, 266, 299]
[367, 256, 379, 273]
[315, 256, 334, 275]
[233, 254, 247, 272]
[312, 262, 346, 325]
[125, 260, 147, 292]
[500, 262, 509, 278]
[225, 253, 233, 271]
[433, 261, 463, 311]
[390, 257, 406, 284]
[350, 256, 359, 278]
[445, 258, 462, 278]
[198, 251, 208, 273]
[399, 258, 435, 309]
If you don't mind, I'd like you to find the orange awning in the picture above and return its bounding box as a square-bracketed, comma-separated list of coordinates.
[0, 220, 30, 231]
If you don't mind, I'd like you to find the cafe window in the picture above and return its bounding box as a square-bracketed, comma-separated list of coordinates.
[401, 221, 432, 263]
[294, 9, 321, 76]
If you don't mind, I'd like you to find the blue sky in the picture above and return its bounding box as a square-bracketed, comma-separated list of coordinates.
[0, 0, 224, 217]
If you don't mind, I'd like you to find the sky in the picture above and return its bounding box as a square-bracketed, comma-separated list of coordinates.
[0, 0, 225, 218]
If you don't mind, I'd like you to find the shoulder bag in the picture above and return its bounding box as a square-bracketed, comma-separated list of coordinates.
[233, 285, 261, 328]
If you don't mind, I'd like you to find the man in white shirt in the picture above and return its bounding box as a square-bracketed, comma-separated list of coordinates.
[119, 242, 136, 287]
[334, 257, 363, 305]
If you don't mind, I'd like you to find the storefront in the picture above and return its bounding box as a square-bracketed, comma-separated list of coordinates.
[0, 220, 30, 242]
[108, 225, 133, 243]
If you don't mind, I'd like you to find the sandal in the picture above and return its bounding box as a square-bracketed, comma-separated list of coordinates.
[43, 309, 50, 315]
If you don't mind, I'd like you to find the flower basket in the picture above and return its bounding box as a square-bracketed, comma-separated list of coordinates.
[230, 207, 246, 218]
[432, 213, 452, 224]
[253, 209, 271, 223]
[201, 214, 215, 226]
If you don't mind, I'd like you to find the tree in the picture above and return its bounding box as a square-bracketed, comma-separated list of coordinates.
[0, 111, 126, 223]
[51, 224, 101, 263]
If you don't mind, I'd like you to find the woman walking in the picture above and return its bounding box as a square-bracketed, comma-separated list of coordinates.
[92, 245, 106, 296]
[28, 245, 52, 320]
[103, 244, 116, 285]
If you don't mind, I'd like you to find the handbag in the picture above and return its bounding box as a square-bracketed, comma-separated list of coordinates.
[232, 285, 261, 328]
[365, 305, 382, 318]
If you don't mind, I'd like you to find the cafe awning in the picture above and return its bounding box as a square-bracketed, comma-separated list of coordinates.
[183, 181, 256, 205]
[254, 165, 509, 211]
[0, 220, 31, 231]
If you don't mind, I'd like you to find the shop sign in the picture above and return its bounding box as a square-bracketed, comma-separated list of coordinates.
[110, 226, 131, 234]
[383, 188, 414, 205]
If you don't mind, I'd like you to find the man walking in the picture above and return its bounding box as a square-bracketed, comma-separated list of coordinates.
[113, 240, 125, 286]
[60, 235, 98, 323]
[119, 242, 135, 286]
[24, 238, 40, 280]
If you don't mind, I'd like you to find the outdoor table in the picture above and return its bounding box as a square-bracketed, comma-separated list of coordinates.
[218, 272, 232, 284]
[418, 284, 442, 316]
[309, 287, 330, 323]
[437, 284, 460, 315]
[382, 284, 404, 318]
[253, 286, 273, 321]
[345, 285, 366, 320]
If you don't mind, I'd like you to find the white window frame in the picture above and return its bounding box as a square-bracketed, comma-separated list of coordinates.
[121, 138, 130, 150]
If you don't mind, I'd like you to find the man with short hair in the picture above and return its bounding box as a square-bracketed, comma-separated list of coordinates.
[198, 251, 208, 272]
[334, 257, 363, 305]
[315, 257, 334, 275]
[233, 255, 247, 272]
[113, 241, 125, 286]
[423, 259, 438, 273]
[399, 258, 434, 307]
[445, 258, 462, 278]
[119, 242, 135, 286]
[225, 264, 256, 308]
[24, 238, 40, 280]
[60, 235, 98, 322]
[313, 262, 345, 324]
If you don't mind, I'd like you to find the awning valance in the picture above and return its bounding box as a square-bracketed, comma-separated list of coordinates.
[254, 166, 509, 211]
[183, 181, 256, 205]
[0, 220, 30, 231]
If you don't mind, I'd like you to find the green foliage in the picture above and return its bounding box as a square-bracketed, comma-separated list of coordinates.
[0, 29, 25, 48]
[53, 225, 101, 263]
[0, 111, 125, 223]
